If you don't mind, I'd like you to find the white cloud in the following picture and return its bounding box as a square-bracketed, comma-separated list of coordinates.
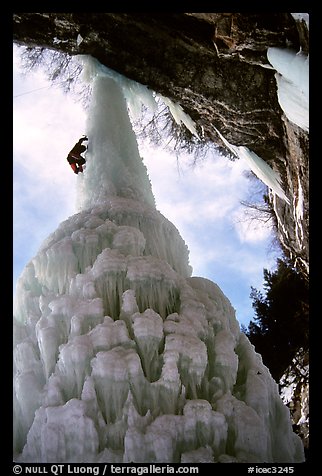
[140, 142, 274, 249]
[140, 145, 251, 228]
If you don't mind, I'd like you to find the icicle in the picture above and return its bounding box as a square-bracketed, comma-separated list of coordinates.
[267, 47, 309, 132]
[213, 125, 290, 204]
[78, 55, 158, 121]
[77, 75, 156, 209]
[159, 94, 199, 138]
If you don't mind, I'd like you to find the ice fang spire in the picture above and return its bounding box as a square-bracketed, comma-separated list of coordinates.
[77, 74, 155, 210]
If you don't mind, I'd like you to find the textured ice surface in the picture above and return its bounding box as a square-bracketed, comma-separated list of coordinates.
[13, 62, 304, 463]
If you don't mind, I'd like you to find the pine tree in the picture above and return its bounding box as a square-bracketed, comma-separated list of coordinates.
[244, 257, 309, 382]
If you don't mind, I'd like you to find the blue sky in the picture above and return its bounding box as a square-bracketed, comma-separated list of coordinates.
[13, 45, 281, 328]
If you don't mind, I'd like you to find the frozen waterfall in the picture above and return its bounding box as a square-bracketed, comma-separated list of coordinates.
[13, 61, 304, 463]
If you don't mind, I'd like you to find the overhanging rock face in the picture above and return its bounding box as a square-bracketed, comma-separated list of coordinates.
[13, 12, 309, 278]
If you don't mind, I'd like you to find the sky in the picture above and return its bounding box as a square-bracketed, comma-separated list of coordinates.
[13, 45, 281, 328]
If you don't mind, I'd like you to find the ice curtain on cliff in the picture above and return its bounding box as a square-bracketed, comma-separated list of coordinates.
[13, 57, 304, 463]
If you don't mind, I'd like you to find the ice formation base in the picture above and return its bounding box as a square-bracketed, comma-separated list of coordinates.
[13, 197, 304, 463]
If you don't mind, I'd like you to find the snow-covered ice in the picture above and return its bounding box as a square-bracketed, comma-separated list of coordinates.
[13, 57, 304, 463]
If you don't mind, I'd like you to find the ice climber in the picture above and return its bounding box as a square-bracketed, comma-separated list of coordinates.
[67, 136, 88, 174]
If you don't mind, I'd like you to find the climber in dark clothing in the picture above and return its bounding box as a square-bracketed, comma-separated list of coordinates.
[67, 136, 88, 174]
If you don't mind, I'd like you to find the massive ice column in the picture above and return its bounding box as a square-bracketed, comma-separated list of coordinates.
[13, 66, 304, 463]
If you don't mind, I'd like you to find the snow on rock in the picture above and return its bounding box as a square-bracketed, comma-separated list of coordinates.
[13, 60, 304, 463]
